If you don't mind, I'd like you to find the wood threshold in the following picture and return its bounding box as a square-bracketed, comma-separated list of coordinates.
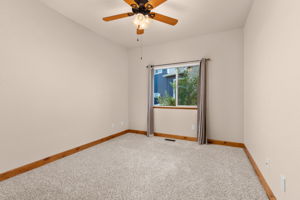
[0, 130, 128, 182]
[153, 106, 198, 110]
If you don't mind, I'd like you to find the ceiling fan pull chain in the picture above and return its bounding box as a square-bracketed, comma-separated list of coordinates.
[141, 35, 144, 61]
[137, 35, 144, 61]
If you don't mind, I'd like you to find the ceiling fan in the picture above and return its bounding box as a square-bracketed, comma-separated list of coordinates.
[103, 0, 178, 35]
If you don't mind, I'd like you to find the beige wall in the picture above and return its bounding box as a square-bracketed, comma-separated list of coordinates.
[0, 0, 128, 173]
[1, 2, 298, 199]
[244, 0, 300, 199]
[128, 29, 244, 142]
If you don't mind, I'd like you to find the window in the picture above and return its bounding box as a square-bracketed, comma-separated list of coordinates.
[153, 63, 200, 107]
[154, 69, 163, 75]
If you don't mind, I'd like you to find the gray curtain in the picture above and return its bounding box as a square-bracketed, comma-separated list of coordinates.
[197, 59, 208, 144]
[147, 65, 154, 137]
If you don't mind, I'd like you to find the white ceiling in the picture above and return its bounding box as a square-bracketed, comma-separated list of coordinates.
[40, 0, 253, 48]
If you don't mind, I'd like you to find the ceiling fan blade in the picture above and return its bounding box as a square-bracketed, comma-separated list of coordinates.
[103, 13, 134, 22]
[137, 28, 144, 35]
[145, 0, 167, 10]
[123, 0, 139, 8]
[150, 12, 178, 26]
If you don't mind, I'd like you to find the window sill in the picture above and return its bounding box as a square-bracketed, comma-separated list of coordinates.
[153, 106, 198, 110]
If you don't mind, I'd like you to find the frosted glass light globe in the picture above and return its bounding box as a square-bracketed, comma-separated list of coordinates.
[133, 14, 150, 29]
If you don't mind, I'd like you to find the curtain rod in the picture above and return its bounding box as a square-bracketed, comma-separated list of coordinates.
[147, 58, 211, 68]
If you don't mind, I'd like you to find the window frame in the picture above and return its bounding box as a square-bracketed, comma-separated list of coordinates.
[153, 62, 200, 109]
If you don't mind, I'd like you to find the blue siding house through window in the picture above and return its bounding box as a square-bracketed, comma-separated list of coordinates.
[154, 69, 176, 105]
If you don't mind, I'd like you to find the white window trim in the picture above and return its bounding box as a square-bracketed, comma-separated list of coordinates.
[154, 61, 200, 70]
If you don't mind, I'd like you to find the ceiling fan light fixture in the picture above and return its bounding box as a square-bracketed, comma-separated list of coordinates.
[133, 14, 151, 29]
[103, 0, 178, 35]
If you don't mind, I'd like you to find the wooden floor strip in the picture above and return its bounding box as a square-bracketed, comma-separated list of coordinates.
[0, 128, 277, 200]
[128, 129, 244, 147]
[207, 139, 245, 148]
[0, 130, 128, 182]
[244, 147, 277, 200]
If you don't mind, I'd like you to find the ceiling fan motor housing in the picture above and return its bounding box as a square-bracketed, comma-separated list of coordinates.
[135, 0, 149, 6]
[132, 0, 152, 16]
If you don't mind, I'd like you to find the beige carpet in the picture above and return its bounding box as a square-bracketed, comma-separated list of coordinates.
[0, 133, 268, 200]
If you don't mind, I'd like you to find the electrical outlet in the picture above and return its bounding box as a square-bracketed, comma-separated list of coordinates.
[120, 121, 124, 126]
[111, 123, 115, 128]
[280, 175, 286, 192]
[265, 158, 270, 168]
[192, 124, 196, 130]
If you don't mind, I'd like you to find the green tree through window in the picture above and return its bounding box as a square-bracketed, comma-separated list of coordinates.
[158, 91, 176, 106]
[178, 66, 199, 106]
